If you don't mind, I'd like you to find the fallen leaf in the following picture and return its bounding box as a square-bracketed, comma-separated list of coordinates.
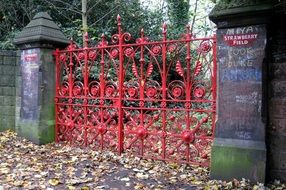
[168, 163, 179, 169]
[120, 177, 130, 182]
[48, 179, 59, 186]
[180, 174, 187, 180]
[136, 173, 149, 180]
[66, 185, 76, 190]
[134, 183, 145, 190]
[169, 177, 177, 183]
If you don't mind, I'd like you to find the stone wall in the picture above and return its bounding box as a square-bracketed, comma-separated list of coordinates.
[267, 19, 286, 182]
[0, 50, 20, 132]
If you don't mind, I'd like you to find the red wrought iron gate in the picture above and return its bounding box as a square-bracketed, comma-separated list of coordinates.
[55, 16, 216, 166]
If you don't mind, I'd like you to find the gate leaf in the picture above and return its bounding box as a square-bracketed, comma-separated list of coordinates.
[175, 60, 184, 77]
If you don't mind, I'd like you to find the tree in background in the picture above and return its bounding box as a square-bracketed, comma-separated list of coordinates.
[0, 0, 163, 49]
[166, 0, 215, 38]
[0, 0, 217, 49]
[166, 0, 190, 36]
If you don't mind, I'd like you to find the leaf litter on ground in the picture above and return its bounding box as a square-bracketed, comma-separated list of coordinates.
[0, 130, 285, 190]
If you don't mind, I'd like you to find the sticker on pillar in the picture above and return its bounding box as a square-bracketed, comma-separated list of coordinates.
[20, 48, 40, 120]
[224, 34, 258, 46]
[223, 26, 259, 46]
[24, 53, 38, 62]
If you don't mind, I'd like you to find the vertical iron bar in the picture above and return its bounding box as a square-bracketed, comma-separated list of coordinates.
[185, 26, 192, 162]
[68, 47, 74, 143]
[100, 34, 106, 150]
[139, 29, 145, 156]
[83, 33, 88, 146]
[117, 15, 124, 154]
[212, 35, 217, 136]
[55, 48, 60, 143]
[185, 25, 192, 131]
[161, 23, 167, 159]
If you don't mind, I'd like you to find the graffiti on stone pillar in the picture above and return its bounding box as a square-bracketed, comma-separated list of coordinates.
[216, 25, 266, 140]
[20, 48, 40, 120]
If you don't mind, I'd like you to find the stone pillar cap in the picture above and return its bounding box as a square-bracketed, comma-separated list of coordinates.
[14, 12, 69, 48]
[209, 1, 274, 28]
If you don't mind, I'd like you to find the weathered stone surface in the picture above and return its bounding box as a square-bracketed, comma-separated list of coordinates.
[271, 62, 286, 80]
[0, 50, 19, 132]
[268, 170, 286, 182]
[14, 12, 69, 48]
[0, 65, 15, 75]
[209, 13, 268, 182]
[271, 30, 286, 63]
[269, 98, 286, 119]
[268, 118, 286, 134]
[16, 48, 56, 144]
[14, 12, 66, 144]
[0, 75, 15, 86]
[215, 25, 266, 141]
[211, 138, 266, 182]
[268, 150, 286, 170]
[270, 80, 286, 98]
[268, 132, 286, 152]
[268, 30, 286, 182]
[0, 87, 15, 96]
[209, 1, 273, 29]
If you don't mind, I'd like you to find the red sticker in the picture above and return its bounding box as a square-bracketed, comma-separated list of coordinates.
[24, 53, 37, 62]
[223, 33, 258, 46]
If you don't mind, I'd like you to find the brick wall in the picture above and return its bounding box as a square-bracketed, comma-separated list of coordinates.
[0, 50, 20, 132]
[267, 21, 286, 182]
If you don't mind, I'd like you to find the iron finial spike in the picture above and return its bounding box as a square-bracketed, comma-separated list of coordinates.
[162, 22, 167, 33]
[84, 31, 88, 38]
[117, 14, 122, 34]
[101, 33, 106, 41]
[117, 14, 121, 24]
[186, 24, 190, 34]
[84, 32, 89, 46]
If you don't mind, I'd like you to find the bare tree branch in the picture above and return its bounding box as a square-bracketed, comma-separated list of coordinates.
[53, 0, 82, 12]
[190, 0, 198, 33]
[41, 0, 75, 22]
[87, 0, 102, 13]
[42, 0, 82, 14]
[89, 5, 120, 27]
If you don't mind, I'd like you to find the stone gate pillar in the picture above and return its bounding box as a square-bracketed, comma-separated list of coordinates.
[14, 12, 69, 144]
[209, 1, 274, 182]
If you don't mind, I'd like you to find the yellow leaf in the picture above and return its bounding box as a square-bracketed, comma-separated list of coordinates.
[168, 163, 179, 169]
[134, 183, 145, 190]
[13, 180, 24, 186]
[49, 178, 59, 186]
[252, 185, 259, 190]
[81, 186, 90, 190]
[67, 185, 76, 190]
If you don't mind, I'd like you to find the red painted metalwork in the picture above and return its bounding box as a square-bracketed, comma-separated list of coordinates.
[55, 16, 217, 166]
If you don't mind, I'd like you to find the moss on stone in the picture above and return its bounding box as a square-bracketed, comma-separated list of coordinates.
[39, 120, 55, 144]
[216, 0, 271, 10]
[210, 140, 266, 182]
[17, 121, 40, 144]
[210, 0, 274, 18]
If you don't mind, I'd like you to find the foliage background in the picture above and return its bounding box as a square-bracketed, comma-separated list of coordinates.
[0, 0, 217, 49]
